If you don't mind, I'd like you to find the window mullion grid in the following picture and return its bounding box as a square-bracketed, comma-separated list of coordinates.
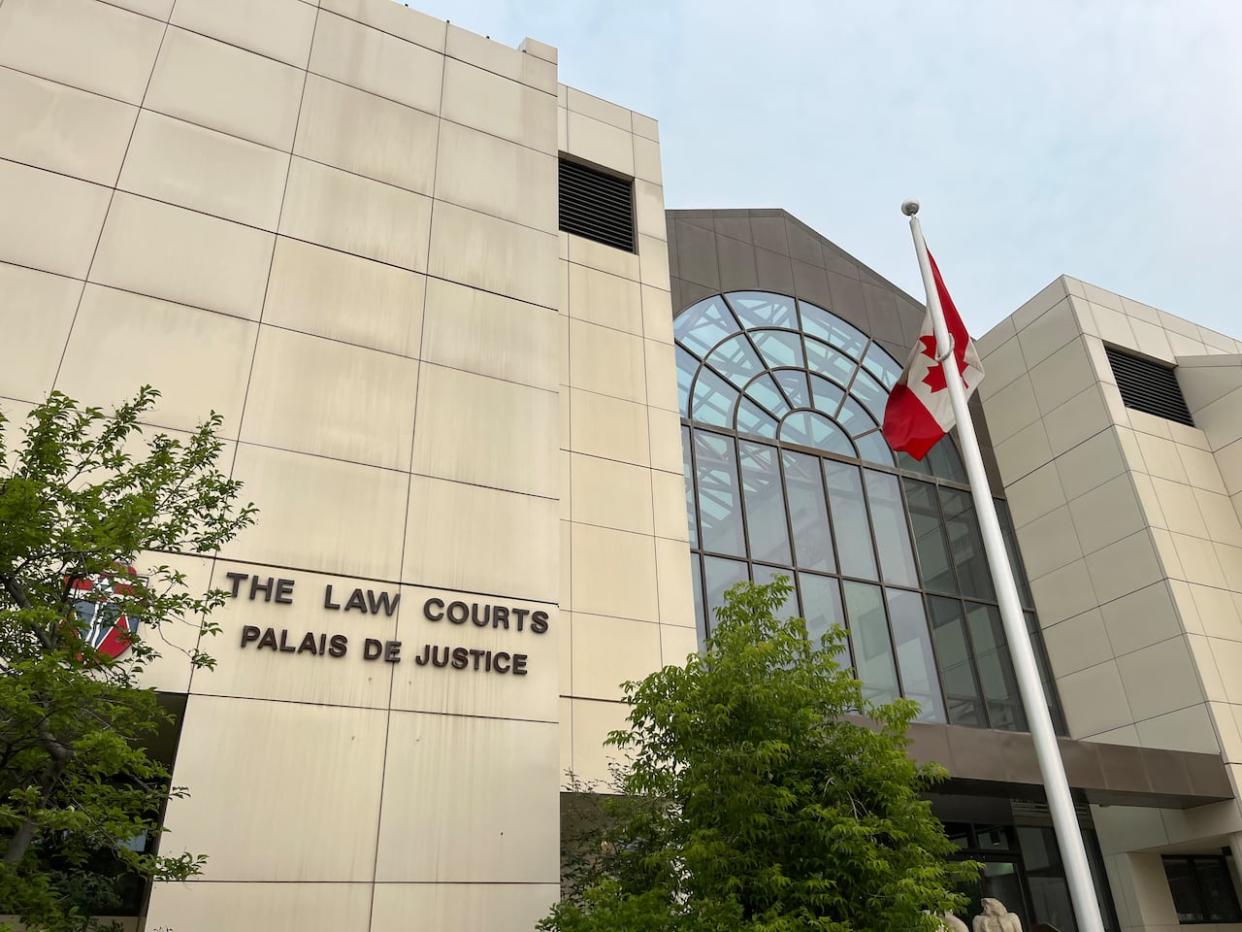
[855, 466, 907, 703]
[686, 426, 709, 641]
[836, 341, 867, 421]
[929, 482, 968, 597]
[960, 596, 1029, 730]
[685, 366, 702, 425]
[684, 336, 781, 428]
[685, 350, 752, 427]
[925, 591, 990, 730]
[814, 453, 854, 674]
[737, 371, 784, 423]
[798, 318, 813, 412]
[685, 411, 976, 494]
[728, 433, 756, 576]
[786, 304, 822, 648]
[689, 549, 924, 595]
[692, 431, 1027, 731]
[1190, 857, 1211, 923]
[677, 292, 1050, 735]
[679, 303, 746, 405]
[716, 307, 803, 414]
[749, 329, 798, 411]
[734, 440, 764, 577]
[728, 377, 744, 428]
[717, 294, 785, 410]
[897, 474, 953, 723]
[774, 447, 807, 636]
[954, 597, 997, 730]
[903, 475, 968, 599]
[692, 467, 1028, 732]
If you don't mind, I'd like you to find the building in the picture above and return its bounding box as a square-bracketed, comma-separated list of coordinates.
[0, 1, 1241, 930]
[666, 212, 1242, 931]
[977, 276, 1242, 930]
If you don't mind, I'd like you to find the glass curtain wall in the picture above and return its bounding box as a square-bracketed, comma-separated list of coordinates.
[676, 291, 1064, 732]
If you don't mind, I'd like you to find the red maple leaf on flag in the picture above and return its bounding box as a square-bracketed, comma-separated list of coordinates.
[918, 334, 969, 393]
[882, 247, 982, 460]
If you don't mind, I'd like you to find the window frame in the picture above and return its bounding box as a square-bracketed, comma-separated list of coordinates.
[1162, 854, 1242, 925]
[678, 290, 1068, 735]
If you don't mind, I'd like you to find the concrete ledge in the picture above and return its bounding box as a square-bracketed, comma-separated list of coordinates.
[906, 720, 1232, 809]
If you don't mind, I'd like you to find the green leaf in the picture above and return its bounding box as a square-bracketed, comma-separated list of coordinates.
[544, 577, 979, 931]
[0, 389, 256, 930]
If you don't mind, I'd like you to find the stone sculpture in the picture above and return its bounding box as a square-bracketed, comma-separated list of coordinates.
[972, 898, 1022, 932]
[940, 911, 969, 932]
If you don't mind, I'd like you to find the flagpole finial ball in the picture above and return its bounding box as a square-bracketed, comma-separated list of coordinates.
[901, 200, 920, 216]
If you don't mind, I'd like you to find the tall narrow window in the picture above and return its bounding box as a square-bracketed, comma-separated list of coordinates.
[682, 426, 697, 549]
[691, 556, 705, 639]
[739, 442, 791, 564]
[939, 488, 996, 600]
[886, 589, 945, 722]
[904, 479, 957, 593]
[825, 463, 877, 580]
[703, 556, 748, 623]
[843, 582, 899, 704]
[783, 451, 835, 572]
[928, 597, 986, 727]
[695, 432, 745, 557]
[800, 573, 845, 660]
[965, 603, 1026, 731]
[864, 470, 918, 587]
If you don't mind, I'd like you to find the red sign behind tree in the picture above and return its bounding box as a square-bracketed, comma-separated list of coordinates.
[69, 567, 141, 660]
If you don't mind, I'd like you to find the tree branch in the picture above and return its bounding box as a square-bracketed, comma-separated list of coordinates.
[1, 572, 53, 650]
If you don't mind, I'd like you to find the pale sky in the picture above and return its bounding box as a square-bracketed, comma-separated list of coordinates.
[411, 0, 1242, 337]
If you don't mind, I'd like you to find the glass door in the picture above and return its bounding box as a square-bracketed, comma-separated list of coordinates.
[957, 857, 1031, 928]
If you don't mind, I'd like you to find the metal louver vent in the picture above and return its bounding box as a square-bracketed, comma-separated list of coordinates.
[559, 158, 635, 253]
[1104, 346, 1194, 427]
[1011, 799, 1092, 827]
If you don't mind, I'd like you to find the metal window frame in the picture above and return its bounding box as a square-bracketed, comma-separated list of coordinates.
[1162, 853, 1242, 925]
[679, 289, 1068, 736]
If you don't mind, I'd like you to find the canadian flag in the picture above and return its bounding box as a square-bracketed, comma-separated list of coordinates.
[881, 251, 984, 459]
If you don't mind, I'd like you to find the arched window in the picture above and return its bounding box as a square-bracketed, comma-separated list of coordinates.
[676, 291, 969, 480]
[676, 291, 1064, 731]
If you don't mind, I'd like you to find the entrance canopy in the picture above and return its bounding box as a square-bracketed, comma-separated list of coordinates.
[906, 721, 1232, 809]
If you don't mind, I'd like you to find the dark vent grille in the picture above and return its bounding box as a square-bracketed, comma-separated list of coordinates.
[559, 158, 635, 252]
[1011, 799, 1092, 827]
[1105, 346, 1194, 426]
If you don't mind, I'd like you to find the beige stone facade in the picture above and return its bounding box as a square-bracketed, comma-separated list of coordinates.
[0, 1, 679, 929]
[6, 0, 1242, 929]
[979, 277, 1242, 931]
[556, 82, 697, 790]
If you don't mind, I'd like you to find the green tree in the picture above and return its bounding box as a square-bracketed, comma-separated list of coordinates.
[0, 388, 255, 931]
[543, 578, 978, 932]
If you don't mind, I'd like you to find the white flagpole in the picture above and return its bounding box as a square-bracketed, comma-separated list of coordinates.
[901, 201, 1106, 932]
